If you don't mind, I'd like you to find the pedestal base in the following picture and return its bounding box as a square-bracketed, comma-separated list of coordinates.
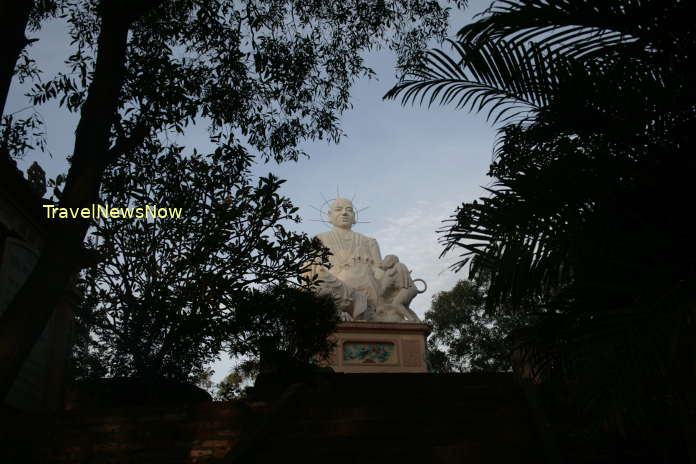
[326, 321, 430, 373]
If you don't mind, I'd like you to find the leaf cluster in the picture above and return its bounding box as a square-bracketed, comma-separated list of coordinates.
[73, 141, 333, 381]
[49, 0, 460, 389]
[426, 279, 532, 373]
[24, 0, 456, 167]
[0, 110, 46, 159]
[388, 0, 696, 441]
[227, 285, 339, 365]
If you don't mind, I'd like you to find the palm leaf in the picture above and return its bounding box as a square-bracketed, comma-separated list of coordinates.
[385, 38, 589, 124]
[389, 0, 696, 444]
[457, 0, 659, 54]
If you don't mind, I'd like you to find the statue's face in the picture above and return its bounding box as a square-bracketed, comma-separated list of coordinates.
[328, 198, 355, 230]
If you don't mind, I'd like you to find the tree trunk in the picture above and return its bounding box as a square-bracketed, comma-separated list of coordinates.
[0, 2, 134, 400]
[0, 0, 34, 117]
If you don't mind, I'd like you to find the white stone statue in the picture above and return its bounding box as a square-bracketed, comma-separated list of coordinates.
[309, 198, 425, 323]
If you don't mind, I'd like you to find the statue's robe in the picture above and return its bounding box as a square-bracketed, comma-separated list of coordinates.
[314, 229, 383, 319]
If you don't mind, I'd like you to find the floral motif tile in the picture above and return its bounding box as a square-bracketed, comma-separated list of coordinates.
[343, 342, 394, 363]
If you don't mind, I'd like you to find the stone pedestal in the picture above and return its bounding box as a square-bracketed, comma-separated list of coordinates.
[326, 322, 430, 373]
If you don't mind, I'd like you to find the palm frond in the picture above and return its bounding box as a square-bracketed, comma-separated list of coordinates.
[458, 0, 661, 55]
[385, 39, 589, 124]
[405, 0, 696, 445]
[517, 282, 693, 429]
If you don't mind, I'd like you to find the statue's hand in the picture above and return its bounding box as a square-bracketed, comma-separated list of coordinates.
[339, 311, 354, 322]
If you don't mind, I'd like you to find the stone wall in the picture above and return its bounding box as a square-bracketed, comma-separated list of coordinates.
[3, 364, 691, 463]
[0, 155, 77, 412]
[0, 373, 546, 464]
[1, 399, 270, 463]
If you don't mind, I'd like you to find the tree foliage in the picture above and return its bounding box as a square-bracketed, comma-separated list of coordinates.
[0, 109, 46, 159]
[386, 0, 696, 444]
[214, 369, 248, 401]
[227, 285, 338, 365]
[426, 279, 531, 373]
[72, 139, 336, 381]
[0, 0, 458, 396]
[0, 0, 61, 158]
[30, 0, 456, 163]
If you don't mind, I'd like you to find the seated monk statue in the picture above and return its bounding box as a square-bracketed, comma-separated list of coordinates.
[309, 198, 424, 322]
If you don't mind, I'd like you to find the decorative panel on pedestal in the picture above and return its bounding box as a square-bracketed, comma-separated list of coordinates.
[326, 322, 430, 373]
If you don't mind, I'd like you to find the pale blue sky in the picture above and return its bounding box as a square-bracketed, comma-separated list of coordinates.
[7, 1, 498, 381]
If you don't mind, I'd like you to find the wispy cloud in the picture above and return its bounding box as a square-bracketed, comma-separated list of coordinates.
[373, 199, 469, 319]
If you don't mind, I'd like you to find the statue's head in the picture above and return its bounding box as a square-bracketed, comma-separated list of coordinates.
[327, 197, 356, 230]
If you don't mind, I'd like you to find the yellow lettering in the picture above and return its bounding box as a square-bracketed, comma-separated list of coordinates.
[97, 204, 109, 218]
[41, 204, 181, 219]
[42, 204, 55, 218]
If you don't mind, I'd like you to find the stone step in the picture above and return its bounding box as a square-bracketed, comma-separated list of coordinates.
[280, 403, 530, 423]
[250, 438, 538, 464]
[290, 374, 524, 399]
[267, 423, 534, 445]
[294, 389, 523, 404]
[305, 372, 518, 388]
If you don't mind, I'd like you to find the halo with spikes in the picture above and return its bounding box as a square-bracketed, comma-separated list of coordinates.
[309, 191, 371, 225]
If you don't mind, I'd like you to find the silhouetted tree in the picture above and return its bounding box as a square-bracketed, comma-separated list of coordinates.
[214, 369, 248, 401]
[0, 0, 60, 160]
[387, 0, 696, 454]
[0, 0, 34, 115]
[71, 139, 334, 381]
[0, 0, 457, 397]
